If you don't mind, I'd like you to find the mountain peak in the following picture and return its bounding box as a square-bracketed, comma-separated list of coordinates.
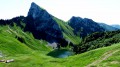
[31, 2, 44, 9]
[68, 16, 105, 37]
[28, 2, 48, 19]
[26, 2, 63, 43]
[71, 16, 82, 20]
[69, 16, 83, 24]
[31, 2, 37, 6]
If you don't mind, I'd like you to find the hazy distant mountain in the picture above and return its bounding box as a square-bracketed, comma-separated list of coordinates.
[68, 16, 105, 37]
[99, 23, 119, 31]
[111, 24, 120, 29]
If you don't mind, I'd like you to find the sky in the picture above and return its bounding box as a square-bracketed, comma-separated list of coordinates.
[0, 0, 120, 25]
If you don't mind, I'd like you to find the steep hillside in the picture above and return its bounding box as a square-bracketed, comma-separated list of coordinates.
[0, 16, 26, 28]
[0, 2, 120, 67]
[1, 33, 120, 67]
[25, 2, 80, 47]
[0, 2, 80, 48]
[99, 23, 119, 31]
[0, 24, 51, 55]
[74, 30, 120, 53]
[68, 16, 105, 37]
[53, 17, 81, 45]
[25, 2, 63, 43]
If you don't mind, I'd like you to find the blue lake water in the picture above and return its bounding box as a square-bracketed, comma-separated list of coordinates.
[58, 51, 74, 58]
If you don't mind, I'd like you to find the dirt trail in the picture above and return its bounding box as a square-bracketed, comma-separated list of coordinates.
[86, 50, 119, 67]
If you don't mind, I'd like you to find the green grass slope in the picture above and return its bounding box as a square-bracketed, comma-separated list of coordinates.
[0, 21, 120, 67]
[76, 30, 120, 53]
[53, 17, 81, 45]
[1, 25, 120, 67]
[0, 24, 51, 54]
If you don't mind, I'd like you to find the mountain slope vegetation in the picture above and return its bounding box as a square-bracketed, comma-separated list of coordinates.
[0, 30, 120, 67]
[0, 18, 120, 67]
[73, 30, 120, 54]
[25, 2, 80, 47]
[0, 24, 51, 54]
[0, 2, 120, 67]
[53, 17, 81, 45]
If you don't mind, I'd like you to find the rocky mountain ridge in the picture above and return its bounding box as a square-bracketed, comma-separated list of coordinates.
[25, 2, 64, 43]
[68, 16, 105, 37]
[0, 2, 119, 46]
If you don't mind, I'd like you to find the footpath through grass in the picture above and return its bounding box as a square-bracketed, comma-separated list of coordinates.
[0, 25, 120, 67]
[1, 39, 120, 67]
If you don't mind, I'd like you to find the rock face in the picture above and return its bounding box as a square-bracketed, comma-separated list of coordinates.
[25, 2, 63, 43]
[68, 16, 105, 37]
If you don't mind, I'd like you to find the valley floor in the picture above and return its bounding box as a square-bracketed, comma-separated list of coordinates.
[0, 43, 120, 67]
